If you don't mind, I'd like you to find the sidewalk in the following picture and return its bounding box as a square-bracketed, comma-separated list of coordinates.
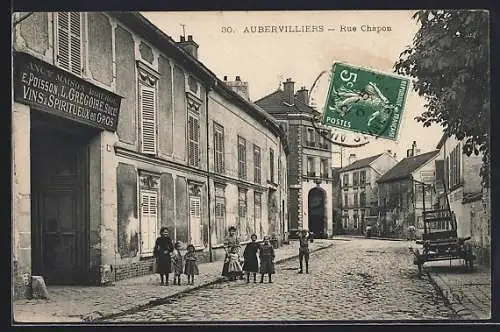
[13, 239, 334, 323]
[424, 260, 491, 320]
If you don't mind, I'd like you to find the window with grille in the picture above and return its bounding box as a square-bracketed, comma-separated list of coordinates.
[213, 123, 225, 174]
[254, 192, 262, 238]
[254, 145, 261, 184]
[55, 12, 82, 76]
[189, 196, 202, 247]
[215, 186, 226, 245]
[238, 188, 248, 239]
[187, 111, 200, 167]
[343, 174, 349, 187]
[139, 84, 157, 155]
[270, 148, 275, 183]
[140, 190, 158, 255]
[238, 137, 247, 180]
[360, 170, 366, 185]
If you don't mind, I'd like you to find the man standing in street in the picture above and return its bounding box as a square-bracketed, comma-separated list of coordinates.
[298, 229, 310, 274]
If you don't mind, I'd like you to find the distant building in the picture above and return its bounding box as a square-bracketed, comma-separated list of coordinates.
[338, 152, 398, 235]
[256, 80, 334, 238]
[376, 143, 440, 238]
[435, 134, 490, 265]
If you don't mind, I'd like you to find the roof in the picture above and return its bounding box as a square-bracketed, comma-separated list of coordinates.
[339, 154, 383, 173]
[254, 90, 319, 116]
[377, 150, 440, 183]
[109, 12, 289, 154]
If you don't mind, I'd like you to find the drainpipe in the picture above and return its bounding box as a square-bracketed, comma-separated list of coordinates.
[205, 81, 213, 262]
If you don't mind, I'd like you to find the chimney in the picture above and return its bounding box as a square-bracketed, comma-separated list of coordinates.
[295, 86, 309, 105]
[348, 153, 357, 165]
[177, 34, 199, 59]
[225, 75, 250, 101]
[407, 149, 414, 158]
[283, 78, 295, 105]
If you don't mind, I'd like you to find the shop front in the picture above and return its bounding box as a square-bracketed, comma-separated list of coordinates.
[12, 52, 122, 290]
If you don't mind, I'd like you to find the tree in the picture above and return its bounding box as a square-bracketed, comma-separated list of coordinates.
[394, 10, 490, 186]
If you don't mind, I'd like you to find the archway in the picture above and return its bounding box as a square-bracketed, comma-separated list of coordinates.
[308, 187, 326, 238]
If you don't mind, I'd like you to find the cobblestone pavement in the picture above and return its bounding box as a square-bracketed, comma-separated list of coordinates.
[107, 239, 459, 322]
[424, 260, 491, 320]
[13, 240, 333, 323]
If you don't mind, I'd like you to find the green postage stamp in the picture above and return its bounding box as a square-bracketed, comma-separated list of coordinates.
[322, 62, 410, 140]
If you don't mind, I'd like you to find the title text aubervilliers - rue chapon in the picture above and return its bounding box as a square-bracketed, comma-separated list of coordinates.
[240, 24, 392, 33]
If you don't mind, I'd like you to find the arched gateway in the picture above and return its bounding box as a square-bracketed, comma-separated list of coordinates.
[308, 187, 326, 238]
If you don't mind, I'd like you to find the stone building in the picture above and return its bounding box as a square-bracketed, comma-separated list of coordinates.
[338, 152, 398, 235]
[12, 12, 288, 298]
[255, 80, 334, 238]
[376, 146, 439, 238]
[435, 134, 490, 265]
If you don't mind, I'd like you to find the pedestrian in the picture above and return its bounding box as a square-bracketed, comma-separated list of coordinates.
[172, 241, 184, 285]
[408, 225, 416, 241]
[243, 234, 259, 283]
[259, 236, 275, 283]
[298, 229, 310, 274]
[153, 227, 174, 285]
[222, 226, 243, 281]
[184, 244, 199, 285]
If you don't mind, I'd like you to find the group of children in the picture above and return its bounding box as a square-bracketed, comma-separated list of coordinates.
[170, 242, 200, 285]
[223, 234, 276, 284]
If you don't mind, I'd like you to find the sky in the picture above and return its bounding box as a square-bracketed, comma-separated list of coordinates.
[142, 10, 445, 167]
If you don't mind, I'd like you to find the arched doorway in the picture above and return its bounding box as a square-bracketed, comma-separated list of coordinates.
[308, 187, 326, 238]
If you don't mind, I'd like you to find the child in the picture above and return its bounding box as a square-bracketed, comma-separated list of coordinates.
[259, 236, 275, 283]
[243, 234, 259, 283]
[184, 244, 199, 285]
[171, 242, 183, 285]
[226, 246, 244, 281]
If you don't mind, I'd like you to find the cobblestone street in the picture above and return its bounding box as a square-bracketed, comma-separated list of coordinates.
[108, 239, 458, 322]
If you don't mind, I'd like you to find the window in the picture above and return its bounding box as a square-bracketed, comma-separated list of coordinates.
[353, 210, 359, 229]
[254, 192, 262, 238]
[360, 192, 366, 207]
[449, 144, 462, 188]
[137, 63, 159, 155]
[214, 123, 225, 174]
[307, 128, 315, 146]
[307, 157, 315, 177]
[254, 145, 261, 184]
[353, 192, 359, 207]
[139, 173, 160, 255]
[344, 194, 348, 207]
[238, 137, 247, 180]
[238, 188, 248, 240]
[343, 174, 349, 187]
[214, 185, 226, 245]
[353, 171, 359, 186]
[270, 148, 275, 183]
[361, 209, 366, 224]
[360, 170, 366, 185]
[343, 213, 348, 228]
[320, 159, 328, 178]
[187, 112, 200, 167]
[188, 182, 203, 247]
[55, 12, 82, 76]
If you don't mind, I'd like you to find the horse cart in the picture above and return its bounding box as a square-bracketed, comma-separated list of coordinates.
[409, 209, 475, 274]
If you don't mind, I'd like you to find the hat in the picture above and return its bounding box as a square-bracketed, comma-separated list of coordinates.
[228, 226, 237, 232]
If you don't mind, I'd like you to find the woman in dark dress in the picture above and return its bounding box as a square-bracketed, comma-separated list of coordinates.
[243, 234, 259, 283]
[153, 227, 174, 285]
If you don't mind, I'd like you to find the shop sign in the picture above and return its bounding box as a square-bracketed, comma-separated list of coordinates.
[13, 52, 122, 132]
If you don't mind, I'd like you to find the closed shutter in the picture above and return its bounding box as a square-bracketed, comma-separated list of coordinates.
[140, 85, 157, 155]
[188, 115, 200, 167]
[189, 197, 202, 247]
[140, 191, 158, 254]
[56, 12, 82, 76]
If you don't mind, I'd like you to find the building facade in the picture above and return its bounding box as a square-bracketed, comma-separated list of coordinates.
[376, 148, 439, 238]
[338, 152, 398, 235]
[12, 12, 288, 298]
[256, 80, 333, 238]
[435, 134, 490, 265]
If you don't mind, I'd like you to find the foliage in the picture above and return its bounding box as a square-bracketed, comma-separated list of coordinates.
[394, 10, 490, 186]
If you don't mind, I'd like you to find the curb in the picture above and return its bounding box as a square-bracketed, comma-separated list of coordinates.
[340, 235, 410, 242]
[89, 242, 335, 322]
[425, 272, 477, 320]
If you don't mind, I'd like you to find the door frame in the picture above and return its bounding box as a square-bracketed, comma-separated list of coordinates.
[30, 114, 91, 285]
[308, 187, 326, 237]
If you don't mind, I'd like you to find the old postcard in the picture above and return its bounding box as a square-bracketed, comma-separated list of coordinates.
[11, 10, 491, 323]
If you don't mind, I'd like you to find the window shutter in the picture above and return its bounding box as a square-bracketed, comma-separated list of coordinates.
[140, 191, 156, 254]
[56, 12, 82, 75]
[189, 197, 202, 247]
[149, 191, 158, 252]
[194, 117, 200, 166]
[140, 85, 157, 155]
